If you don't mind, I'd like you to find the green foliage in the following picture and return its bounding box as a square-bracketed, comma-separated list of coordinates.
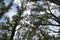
[0, 0, 14, 18]
[1, 0, 60, 40]
[2, 33, 10, 40]
[39, 14, 52, 19]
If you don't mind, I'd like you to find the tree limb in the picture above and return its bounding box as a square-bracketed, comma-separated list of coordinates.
[45, 2, 60, 24]
[47, 0, 60, 5]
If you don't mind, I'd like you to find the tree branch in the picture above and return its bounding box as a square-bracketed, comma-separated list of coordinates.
[40, 24, 60, 27]
[44, 28, 59, 33]
[10, 1, 26, 40]
[47, 0, 60, 5]
[10, 16, 20, 40]
[45, 2, 60, 24]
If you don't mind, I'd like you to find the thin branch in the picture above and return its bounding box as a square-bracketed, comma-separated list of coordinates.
[40, 24, 60, 27]
[44, 28, 59, 33]
[47, 0, 60, 5]
[45, 2, 60, 24]
[39, 27, 59, 33]
[47, 3, 58, 20]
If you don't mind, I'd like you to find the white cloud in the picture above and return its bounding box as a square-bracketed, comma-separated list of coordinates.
[14, 0, 21, 6]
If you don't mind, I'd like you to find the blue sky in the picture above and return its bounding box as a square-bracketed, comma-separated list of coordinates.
[55, 9, 60, 17]
[4, 0, 18, 20]
[4, 0, 12, 6]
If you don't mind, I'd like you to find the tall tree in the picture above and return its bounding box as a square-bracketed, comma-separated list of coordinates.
[1, 0, 60, 40]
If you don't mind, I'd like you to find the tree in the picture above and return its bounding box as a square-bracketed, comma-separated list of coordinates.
[1, 0, 60, 40]
[0, 0, 14, 40]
